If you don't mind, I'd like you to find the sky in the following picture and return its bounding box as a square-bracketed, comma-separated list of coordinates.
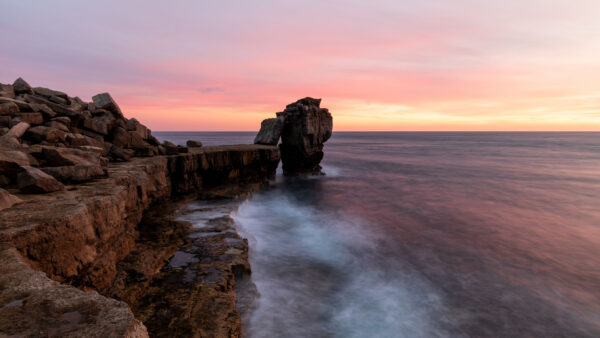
[2, 0, 600, 131]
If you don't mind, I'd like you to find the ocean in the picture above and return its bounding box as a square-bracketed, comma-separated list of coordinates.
[154, 132, 600, 337]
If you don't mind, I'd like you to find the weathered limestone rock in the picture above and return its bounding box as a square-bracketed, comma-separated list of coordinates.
[41, 146, 102, 167]
[126, 118, 149, 139]
[24, 125, 66, 143]
[15, 112, 43, 125]
[0, 102, 19, 115]
[33, 87, 70, 103]
[12, 77, 33, 95]
[92, 93, 124, 119]
[4, 122, 30, 139]
[186, 140, 203, 148]
[278, 97, 332, 174]
[0, 150, 31, 182]
[254, 116, 284, 145]
[0, 244, 149, 337]
[0, 188, 21, 211]
[17, 166, 64, 193]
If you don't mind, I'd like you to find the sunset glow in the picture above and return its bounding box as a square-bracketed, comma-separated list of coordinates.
[2, 0, 600, 131]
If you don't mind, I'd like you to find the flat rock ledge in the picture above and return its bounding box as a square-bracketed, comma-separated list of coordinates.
[0, 145, 279, 337]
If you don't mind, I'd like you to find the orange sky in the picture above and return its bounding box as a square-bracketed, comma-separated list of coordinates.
[2, 1, 600, 131]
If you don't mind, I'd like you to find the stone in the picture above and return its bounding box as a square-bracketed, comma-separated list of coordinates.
[24, 126, 67, 143]
[0, 84, 15, 98]
[41, 146, 102, 167]
[49, 95, 68, 105]
[254, 116, 284, 145]
[0, 150, 31, 181]
[29, 103, 56, 118]
[17, 165, 65, 193]
[92, 93, 124, 119]
[0, 188, 22, 211]
[277, 97, 333, 175]
[25, 95, 79, 119]
[186, 140, 203, 148]
[0, 97, 31, 111]
[110, 126, 130, 148]
[33, 87, 70, 103]
[0, 127, 8, 136]
[66, 133, 87, 146]
[45, 120, 70, 132]
[146, 135, 160, 146]
[82, 117, 108, 135]
[0, 102, 19, 115]
[177, 146, 189, 153]
[42, 165, 105, 183]
[4, 122, 30, 139]
[15, 112, 43, 125]
[109, 145, 134, 161]
[126, 118, 149, 139]
[12, 78, 33, 95]
[52, 116, 71, 126]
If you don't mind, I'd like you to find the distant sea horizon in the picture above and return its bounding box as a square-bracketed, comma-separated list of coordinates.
[158, 131, 600, 337]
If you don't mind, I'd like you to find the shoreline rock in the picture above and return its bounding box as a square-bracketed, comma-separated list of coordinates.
[0, 78, 282, 337]
[254, 97, 333, 175]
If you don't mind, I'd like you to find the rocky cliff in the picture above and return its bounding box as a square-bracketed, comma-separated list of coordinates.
[254, 97, 332, 175]
[0, 78, 280, 337]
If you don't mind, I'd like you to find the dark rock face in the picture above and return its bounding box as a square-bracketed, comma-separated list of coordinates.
[279, 97, 332, 175]
[17, 166, 64, 193]
[254, 116, 284, 145]
[12, 78, 33, 95]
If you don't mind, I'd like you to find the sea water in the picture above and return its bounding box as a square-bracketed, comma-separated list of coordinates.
[155, 132, 600, 337]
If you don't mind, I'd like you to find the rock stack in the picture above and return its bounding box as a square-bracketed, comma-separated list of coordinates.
[0, 77, 201, 198]
[254, 97, 333, 175]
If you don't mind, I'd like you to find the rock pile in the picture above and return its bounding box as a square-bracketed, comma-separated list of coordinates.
[0, 77, 203, 194]
[254, 97, 333, 175]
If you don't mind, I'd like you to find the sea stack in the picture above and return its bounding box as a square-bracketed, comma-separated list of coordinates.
[255, 97, 333, 175]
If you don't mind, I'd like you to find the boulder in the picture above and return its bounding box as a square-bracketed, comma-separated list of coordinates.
[0, 127, 8, 136]
[126, 118, 150, 139]
[109, 145, 134, 161]
[109, 126, 129, 148]
[41, 146, 101, 167]
[12, 78, 33, 95]
[40, 147, 105, 182]
[0, 150, 31, 180]
[254, 116, 284, 145]
[0, 102, 19, 115]
[29, 103, 56, 118]
[0, 97, 31, 111]
[45, 120, 70, 132]
[0, 187, 22, 210]
[33, 87, 70, 103]
[186, 140, 203, 148]
[66, 133, 87, 146]
[82, 117, 108, 135]
[42, 165, 105, 183]
[0, 84, 15, 98]
[48, 95, 68, 105]
[24, 126, 66, 143]
[4, 121, 30, 139]
[17, 165, 65, 193]
[92, 93, 124, 119]
[277, 97, 332, 175]
[15, 112, 43, 125]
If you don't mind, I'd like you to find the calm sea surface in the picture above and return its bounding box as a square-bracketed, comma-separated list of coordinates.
[155, 132, 600, 337]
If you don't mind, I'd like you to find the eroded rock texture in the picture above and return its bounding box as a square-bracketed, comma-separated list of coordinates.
[0, 78, 281, 338]
[255, 97, 332, 175]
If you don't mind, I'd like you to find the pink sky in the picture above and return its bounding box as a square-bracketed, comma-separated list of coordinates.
[2, 0, 600, 131]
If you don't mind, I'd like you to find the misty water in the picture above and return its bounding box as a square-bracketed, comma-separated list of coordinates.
[156, 132, 600, 337]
